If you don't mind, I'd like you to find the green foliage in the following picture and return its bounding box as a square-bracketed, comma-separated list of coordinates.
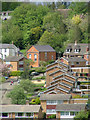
[21, 59, 34, 79]
[19, 79, 35, 93]
[10, 71, 23, 76]
[0, 77, 6, 83]
[2, 2, 21, 11]
[2, 3, 50, 49]
[34, 67, 46, 74]
[29, 97, 41, 105]
[35, 83, 44, 87]
[32, 76, 46, 80]
[74, 111, 89, 120]
[7, 85, 26, 104]
[48, 114, 56, 118]
[69, 2, 88, 17]
[72, 95, 88, 99]
[43, 112, 46, 119]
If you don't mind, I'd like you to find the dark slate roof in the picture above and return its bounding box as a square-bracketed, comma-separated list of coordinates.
[62, 57, 86, 62]
[0, 44, 19, 51]
[40, 94, 72, 100]
[56, 104, 86, 111]
[33, 45, 55, 52]
[64, 43, 90, 55]
[4, 56, 24, 62]
[0, 105, 41, 113]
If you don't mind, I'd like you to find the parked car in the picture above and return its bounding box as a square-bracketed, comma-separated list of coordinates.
[5, 76, 8, 80]
[31, 72, 39, 76]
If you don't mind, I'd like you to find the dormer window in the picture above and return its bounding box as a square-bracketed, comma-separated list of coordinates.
[66, 45, 72, 53]
[66, 49, 71, 53]
[74, 49, 80, 53]
[74, 45, 81, 53]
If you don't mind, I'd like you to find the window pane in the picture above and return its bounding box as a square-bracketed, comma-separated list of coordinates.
[61, 112, 64, 115]
[70, 112, 74, 115]
[2, 113, 8, 117]
[65, 112, 69, 115]
[18, 113, 23, 116]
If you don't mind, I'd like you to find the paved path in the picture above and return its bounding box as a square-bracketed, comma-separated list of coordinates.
[0, 79, 18, 105]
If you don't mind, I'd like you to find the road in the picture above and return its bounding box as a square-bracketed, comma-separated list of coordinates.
[0, 78, 18, 105]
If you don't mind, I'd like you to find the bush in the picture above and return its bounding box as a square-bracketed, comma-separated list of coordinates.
[10, 71, 23, 76]
[48, 114, 56, 118]
[43, 112, 46, 119]
[34, 67, 46, 74]
[29, 97, 41, 105]
[0, 77, 6, 83]
[32, 76, 46, 80]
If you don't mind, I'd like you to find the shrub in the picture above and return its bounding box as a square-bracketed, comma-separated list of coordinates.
[48, 114, 56, 118]
[29, 97, 41, 105]
[43, 112, 46, 119]
[10, 71, 23, 76]
[0, 77, 6, 83]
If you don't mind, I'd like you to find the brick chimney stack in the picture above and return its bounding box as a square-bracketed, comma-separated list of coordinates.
[12, 41, 13, 44]
[75, 40, 77, 45]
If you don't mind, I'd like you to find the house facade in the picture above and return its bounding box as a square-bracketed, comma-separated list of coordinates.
[27, 45, 56, 67]
[56, 104, 86, 119]
[0, 44, 20, 60]
[4, 56, 25, 71]
[40, 94, 87, 118]
[0, 105, 43, 119]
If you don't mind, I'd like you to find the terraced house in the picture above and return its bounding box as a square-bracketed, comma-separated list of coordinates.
[40, 94, 87, 119]
[0, 105, 43, 119]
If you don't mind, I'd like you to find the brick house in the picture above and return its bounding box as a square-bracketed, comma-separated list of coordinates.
[63, 42, 90, 58]
[27, 45, 56, 67]
[0, 105, 43, 119]
[60, 57, 90, 77]
[40, 94, 72, 118]
[40, 94, 87, 118]
[4, 56, 25, 71]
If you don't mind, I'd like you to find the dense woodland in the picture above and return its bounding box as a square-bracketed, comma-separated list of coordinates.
[2, 2, 89, 54]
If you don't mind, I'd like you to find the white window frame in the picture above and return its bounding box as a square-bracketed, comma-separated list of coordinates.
[46, 109, 56, 114]
[29, 54, 31, 59]
[47, 100, 57, 105]
[34, 54, 37, 61]
[52, 55, 54, 60]
[45, 52, 47, 59]
[19, 61, 24, 65]
[66, 49, 70, 53]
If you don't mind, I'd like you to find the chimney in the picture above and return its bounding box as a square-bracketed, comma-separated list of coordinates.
[75, 40, 77, 45]
[12, 41, 13, 45]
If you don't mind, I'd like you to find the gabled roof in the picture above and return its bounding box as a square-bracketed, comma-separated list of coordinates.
[0, 44, 19, 51]
[56, 104, 86, 111]
[40, 94, 72, 100]
[33, 45, 55, 52]
[4, 56, 25, 62]
[64, 43, 90, 55]
[0, 105, 41, 113]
